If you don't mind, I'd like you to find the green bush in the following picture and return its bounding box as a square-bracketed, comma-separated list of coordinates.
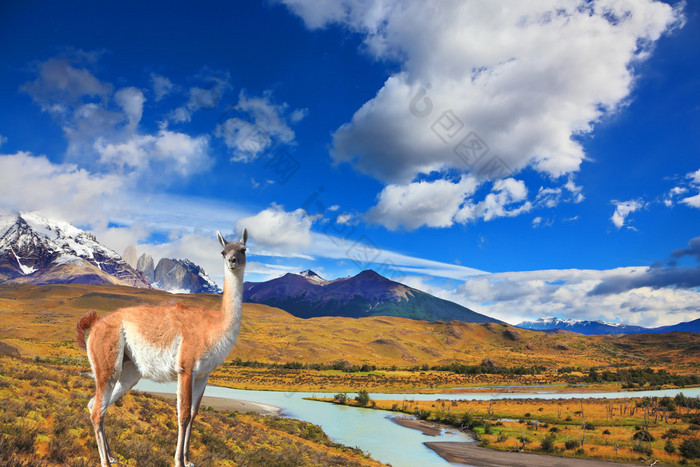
[354, 390, 370, 407]
[664, 439, 676, 454]
[564, 439, 578, 450]
[679, 437, 700, 459]
[540, 433, 557, 453]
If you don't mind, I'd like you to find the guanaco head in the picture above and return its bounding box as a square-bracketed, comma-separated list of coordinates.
[217, 229, 247, 272]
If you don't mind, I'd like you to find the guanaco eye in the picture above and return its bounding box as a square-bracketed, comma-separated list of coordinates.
[241, 248, 246, 253]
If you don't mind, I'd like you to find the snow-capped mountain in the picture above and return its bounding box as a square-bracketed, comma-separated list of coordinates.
[153, 257, 221, 294]
[516, 317, 700, 335]
[0, 212, 150, 288]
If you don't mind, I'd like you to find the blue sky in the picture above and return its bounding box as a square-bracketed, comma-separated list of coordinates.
[1, 0, 698, 326]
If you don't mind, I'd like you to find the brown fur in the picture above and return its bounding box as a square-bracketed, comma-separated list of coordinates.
[77, 230, 247, 466]
[76, 310, 98, 350]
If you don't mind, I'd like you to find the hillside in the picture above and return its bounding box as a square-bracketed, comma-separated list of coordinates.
[1, 283, 698, 371]
[244, 269, 499, 323]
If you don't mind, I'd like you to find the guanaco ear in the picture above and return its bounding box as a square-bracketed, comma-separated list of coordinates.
[216, 230, 227, 248]
[241, 228, 248, 246]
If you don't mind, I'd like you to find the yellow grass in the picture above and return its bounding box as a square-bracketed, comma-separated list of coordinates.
[0, 355, 383, 466]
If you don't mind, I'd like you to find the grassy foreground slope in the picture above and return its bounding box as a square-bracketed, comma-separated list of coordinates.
[1, 283, 698, 372]
[0, 355, 381, 466]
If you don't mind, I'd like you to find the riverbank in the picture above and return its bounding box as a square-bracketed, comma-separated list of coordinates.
[424, 442, 642, 467]
[145, 391, 281, 415]
[314, 393, 700, 466]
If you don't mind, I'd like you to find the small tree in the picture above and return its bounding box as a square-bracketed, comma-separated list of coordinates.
[664, 438, 676, 454]
[680, 437, 700, 459]
[334, 393, 347, 404]
[355, 390, 370, 406]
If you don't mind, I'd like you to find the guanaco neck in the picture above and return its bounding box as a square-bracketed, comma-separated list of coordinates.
[220, 265, 244, 339]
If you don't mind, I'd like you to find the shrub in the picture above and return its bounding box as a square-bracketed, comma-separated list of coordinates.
[333, 393, 347, 404]
[496, 432, 509, 443]
[540, 433, 556, 452]
[564, 439, 578, 450]
[354, 390, 370, 407]
[632, 430, 655, 442]
[665, 439, 676, 454]
[679, 437, 700, 459]
[632, 441, 652, 456]
[415, 409, 431, 420]
[549, 426, 559, 433]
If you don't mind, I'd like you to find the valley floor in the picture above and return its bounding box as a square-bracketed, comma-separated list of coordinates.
[315, 394, 700, 466]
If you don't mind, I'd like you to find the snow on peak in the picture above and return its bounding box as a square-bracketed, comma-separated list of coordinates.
[300, 269, 326, 283]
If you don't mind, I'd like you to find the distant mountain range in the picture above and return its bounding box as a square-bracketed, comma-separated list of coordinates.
[243, 269, 500, 323]
[0, 212, 218, 293]
[517, 317, 700, 335]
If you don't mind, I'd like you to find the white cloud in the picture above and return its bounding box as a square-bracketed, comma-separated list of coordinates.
[215, 90, 306, 162]
[22, 53, 214, 180]
[236, 204, 316, 254]
[679, 168, 700, 208]
[366, 175, 536, 231]
[440, 267, 700, 327]
[94, 128, 211, 177]
[282, 0, 683, 184]
[456, 178, 532, 223]
[0, 151, 123, 227]
[367, 176, 478, 230]
[114, 87, 146, 133]
[611, 199, 645, 229]
[21, 56, 112, 115]
[169, 75, 230, 123]
[150, 73, 177, 101]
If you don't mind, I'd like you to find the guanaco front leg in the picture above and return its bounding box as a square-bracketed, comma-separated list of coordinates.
[175, 371, 194, 467]
[184, 374, 210, 466]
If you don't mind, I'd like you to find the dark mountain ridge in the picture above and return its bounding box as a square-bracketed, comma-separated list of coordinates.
[243, 269, 499, 323]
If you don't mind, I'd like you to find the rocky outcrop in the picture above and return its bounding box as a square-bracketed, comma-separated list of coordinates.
[154, 258, 221, 294]
[137, 253, 155, 283]
[122, 245, 138, 269]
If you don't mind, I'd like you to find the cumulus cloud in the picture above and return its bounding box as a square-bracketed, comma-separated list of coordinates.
[439, 266, 700, 327]
[367, 176, 478, 230]
[215, 90, 307, 162]
[236, 204, 316, 253]
[611, 199, 645, 229]
[0, 151, 123, 227]
[367, 176, 536, 231]
[281, 0, 683, 184]
[94, 128, 211, 177]
[21, 52, 214, 180]
[456, 178, 532, 223]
